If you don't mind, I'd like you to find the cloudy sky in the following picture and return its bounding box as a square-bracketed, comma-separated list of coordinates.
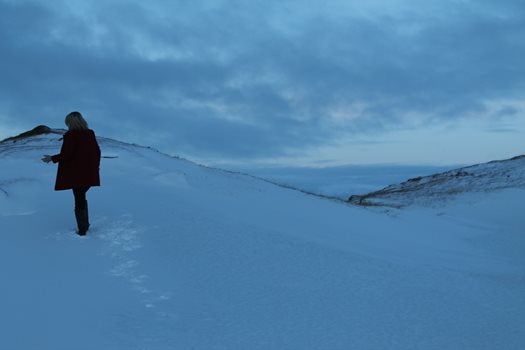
[1, 0, 524, 166]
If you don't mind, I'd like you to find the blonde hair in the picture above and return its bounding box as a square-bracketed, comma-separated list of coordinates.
[65, 111, 89, 130]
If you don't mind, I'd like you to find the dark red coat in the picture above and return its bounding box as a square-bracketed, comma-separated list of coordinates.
[52, 129, 101, 191]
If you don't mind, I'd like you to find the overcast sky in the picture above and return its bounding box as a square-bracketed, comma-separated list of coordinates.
[1, 0, 524, 166]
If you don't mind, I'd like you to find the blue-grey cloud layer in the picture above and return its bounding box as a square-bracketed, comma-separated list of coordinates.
[1, 0, 524, 160]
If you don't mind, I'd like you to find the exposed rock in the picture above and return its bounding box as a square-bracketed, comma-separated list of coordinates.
[1, 125, 54, 143]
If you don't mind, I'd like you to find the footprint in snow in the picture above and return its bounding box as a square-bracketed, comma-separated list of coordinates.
[97, 215, 171, 308]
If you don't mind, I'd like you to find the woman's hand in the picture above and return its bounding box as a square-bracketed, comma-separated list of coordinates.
[42, 155, 52, 163]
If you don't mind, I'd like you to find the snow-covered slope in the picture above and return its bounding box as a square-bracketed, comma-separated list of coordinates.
[348, 155, 525, 208]
[1, 128, 524, 350]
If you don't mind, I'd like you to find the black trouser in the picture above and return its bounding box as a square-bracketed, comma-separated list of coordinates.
[72, 186, 90, 210]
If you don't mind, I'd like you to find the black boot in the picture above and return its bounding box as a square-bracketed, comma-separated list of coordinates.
[74, 200, 90, 236]
[84, 200, 90, 230]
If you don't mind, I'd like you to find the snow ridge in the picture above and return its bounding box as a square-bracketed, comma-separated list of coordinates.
[348, 155, 525, 207]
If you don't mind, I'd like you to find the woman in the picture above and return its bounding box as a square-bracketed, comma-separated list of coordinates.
[42, 111, 101, 236]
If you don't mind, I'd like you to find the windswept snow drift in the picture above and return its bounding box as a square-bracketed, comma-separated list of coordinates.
[1, 129, 524, 350]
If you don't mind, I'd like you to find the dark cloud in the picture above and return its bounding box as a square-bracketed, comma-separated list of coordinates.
[0, 0, 524, 162]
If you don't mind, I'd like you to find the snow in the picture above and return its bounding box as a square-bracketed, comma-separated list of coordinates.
[348, 155, 525, 207]
[1, 132, 524, 349]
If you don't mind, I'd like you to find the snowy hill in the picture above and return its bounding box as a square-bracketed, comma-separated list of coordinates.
[348, 155, 525, 208]
[1, 127, 524, 349]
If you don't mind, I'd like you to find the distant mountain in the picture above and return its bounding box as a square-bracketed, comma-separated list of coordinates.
[348, 155, 525, 207]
